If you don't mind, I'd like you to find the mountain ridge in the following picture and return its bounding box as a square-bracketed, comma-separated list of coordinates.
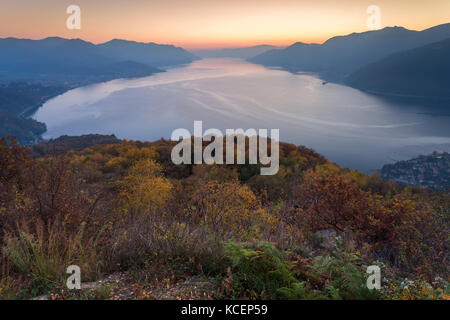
[248, 23, 450, 82]
[0, 36, 198, 80]
[191, 45, 284, 59]
[0, 37, 197, 144]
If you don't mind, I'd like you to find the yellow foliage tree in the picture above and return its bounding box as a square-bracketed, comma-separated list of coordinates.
[118, 159, 173, 218]
[188, 181, 274, 239]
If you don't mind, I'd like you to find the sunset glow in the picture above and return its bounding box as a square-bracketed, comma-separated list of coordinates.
[1, 0, 449, 48]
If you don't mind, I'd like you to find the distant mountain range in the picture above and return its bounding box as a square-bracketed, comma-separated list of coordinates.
[248, 23, 450, 86]
[98, 39, 199, 67]
[191, 45, 284, 59]
[0, 37, 198, 81]
[0, 37, 199, 144]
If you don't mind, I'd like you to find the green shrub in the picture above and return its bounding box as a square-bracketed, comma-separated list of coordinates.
[222, 241, 297, 299]
[306, 252, 381, 300]
[220, 242, 382, 300]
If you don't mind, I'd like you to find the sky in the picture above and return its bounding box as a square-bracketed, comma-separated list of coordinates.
[0, 0, 449, 49]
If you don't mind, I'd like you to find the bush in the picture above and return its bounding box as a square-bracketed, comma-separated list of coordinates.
[187, 181, 274, 240]
[117, 158, 173, 218]
[2, 219, 106, 297]
[218, 242, 383, 300]
[220, 241, 297, 299]
[383, 278, 449, 300]
[305, 252, 381, 300]
[110, 217, 221, 275]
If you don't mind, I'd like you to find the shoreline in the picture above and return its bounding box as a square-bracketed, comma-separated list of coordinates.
[12, 70, 170, 145]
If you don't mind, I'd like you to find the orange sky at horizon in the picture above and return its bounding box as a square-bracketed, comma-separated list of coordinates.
[0, 0, 449, 49]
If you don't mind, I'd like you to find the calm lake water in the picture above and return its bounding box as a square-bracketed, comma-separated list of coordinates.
[33, 58, 450, 172]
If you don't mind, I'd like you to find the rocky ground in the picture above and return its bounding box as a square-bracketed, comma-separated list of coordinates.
[33, 272, 219, 300]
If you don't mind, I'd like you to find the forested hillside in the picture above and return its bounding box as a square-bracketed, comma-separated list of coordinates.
[345, 38, 450, 98]
[1, 136, 448, 300]
[0, 83, 68, 144]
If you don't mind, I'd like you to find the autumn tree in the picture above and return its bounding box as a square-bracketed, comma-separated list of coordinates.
[117, 158, 173, 219]
[187, 181, 274, 239]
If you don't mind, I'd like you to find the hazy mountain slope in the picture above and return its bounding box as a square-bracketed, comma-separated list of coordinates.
[191, 45, 284, 59]
[0, 37, 190, 144]
[248, 23, 450, 81]
[0, 37, 196, 79]
[345, 38, 450, 99]
[0, 37, 113, 76]
[0, 83, 67, 144]
[98, 39, 199, 67]
[250, 42, 321, 71]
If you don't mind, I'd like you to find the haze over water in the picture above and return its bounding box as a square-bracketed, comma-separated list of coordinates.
[33, 58, 450, 172]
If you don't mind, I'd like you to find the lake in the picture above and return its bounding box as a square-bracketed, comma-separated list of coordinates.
[33, 58, 450, 172]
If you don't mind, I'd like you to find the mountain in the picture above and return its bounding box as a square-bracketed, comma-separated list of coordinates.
[191, 45, 284, 59]
[0, 37, 197, 144]
[0, 37, 112, 76]
[345, 38, 450, 99]
[248, 23, 450, 81]
[98, 39, 199, 67]
[0, 37, 197, 80]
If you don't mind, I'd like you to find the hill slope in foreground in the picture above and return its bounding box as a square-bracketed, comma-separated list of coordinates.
[1, 135, 448, 300]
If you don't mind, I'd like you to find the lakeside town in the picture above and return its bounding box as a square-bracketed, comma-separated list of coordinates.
[381, 152, 450, 190]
